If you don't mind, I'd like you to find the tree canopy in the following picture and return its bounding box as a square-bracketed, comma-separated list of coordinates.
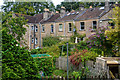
[2, 30, 40, 79]
[105, 5, 120, 56]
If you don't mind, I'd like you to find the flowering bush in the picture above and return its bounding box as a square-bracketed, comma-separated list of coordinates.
[69, 49, 98, 66]
[87, 26, 113, 56]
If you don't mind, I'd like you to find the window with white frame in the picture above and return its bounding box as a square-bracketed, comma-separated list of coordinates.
[51, 24, 54, 33]
[93, 21, 97, 29]
[68, 23, 72, 32]
[42, 25, 45, 32]
[35, 26, 38, 32]
[32, 38, 34, 43]
[31, 26, 34, 30]
[80, 22, 85, 30]
[35, 38, 38, 44]
[59, 24, 63, 31]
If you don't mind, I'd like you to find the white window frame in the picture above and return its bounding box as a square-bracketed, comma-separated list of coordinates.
[35, 38, 38, 44]
[35, 26, 38, 32]
[80, 22, 85, 30]
[32, 38, 34, 43]
[59, 24, 63, 31]
[42, 25, 45, 32]
[51, 25, 54, 33]
[92, 21, 97, 29]
[68, 23, 72, 32]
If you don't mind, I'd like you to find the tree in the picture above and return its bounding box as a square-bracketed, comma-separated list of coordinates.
[105, 5, 120, 56]
[2, 2, 55, 16]
[2, 30, 40, 79]
[2, 12, 27, 42]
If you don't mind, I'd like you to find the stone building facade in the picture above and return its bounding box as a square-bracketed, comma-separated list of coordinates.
[13, 3, 120, 49]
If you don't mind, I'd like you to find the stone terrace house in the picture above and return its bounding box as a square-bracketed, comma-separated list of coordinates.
[13, 2, 120, 49]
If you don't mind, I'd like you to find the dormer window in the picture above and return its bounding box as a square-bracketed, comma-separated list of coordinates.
[93, 21, 97, 29]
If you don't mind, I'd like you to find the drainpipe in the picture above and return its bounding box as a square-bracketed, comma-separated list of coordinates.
[54, 22, 56, 36]
[29, 23, 31, 50]
[73, 20, 75, 36]
[33, 24, 35, 49]
[64, 21, 66, 38]
[39, 22, 41, 48]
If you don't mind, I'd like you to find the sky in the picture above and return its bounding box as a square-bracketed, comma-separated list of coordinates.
[52, 0, 64, 6]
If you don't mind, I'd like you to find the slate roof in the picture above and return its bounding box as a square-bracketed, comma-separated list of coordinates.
[75, 7, 105, 21]
[34, 13, 43, 23]
[15, 13, 36, 23]
[40, 13, 60, 24]
[55, 10, 87, 22]
[15, 13, 60, 24]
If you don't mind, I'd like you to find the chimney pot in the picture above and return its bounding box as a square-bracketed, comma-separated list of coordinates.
[90, 6, 92, 8]
[44, 8, 49, 12]
[56, 11, 59, 13]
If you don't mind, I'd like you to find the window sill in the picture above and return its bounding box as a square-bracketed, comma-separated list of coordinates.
[42, 31, 45, 33]
[50, 32, 54, 34]
[79, 29, 85, 31]
[58, 31, 63, 32]
[91, 29, 96, 32]
[68, 31, 72, 33]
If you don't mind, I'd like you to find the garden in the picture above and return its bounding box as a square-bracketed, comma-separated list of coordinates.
[1, 2, 120, 79]
[29, 13, 120, 78]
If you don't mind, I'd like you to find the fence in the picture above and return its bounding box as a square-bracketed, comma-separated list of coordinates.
[55, 57, 109, 78]
[40, 76, 109, 80]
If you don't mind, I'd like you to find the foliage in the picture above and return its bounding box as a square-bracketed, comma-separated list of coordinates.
[2, 30, 40, 79]
[76, 41, 88, 50]
[43, 36, 61, 47]
[2, 12, 27, 41]
[34, 57, 54, 76]
[72, 66, 89, 79]
[46, 45, 60, 57]
[56, 2, 105, 12]
[105, 6, 120, 56]
[87, 26, 113, 56]
[53, 69, 73, 77]
[70, 49, 98, 66]
[69, 49, 88, 66]
[2, 2, 55, 16]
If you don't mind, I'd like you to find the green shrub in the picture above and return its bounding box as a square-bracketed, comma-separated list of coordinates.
[43, 36, 61, 47]
[34, 57, 54, 76]
[2, 30, 40, 79]
[31, 49, 39, 54]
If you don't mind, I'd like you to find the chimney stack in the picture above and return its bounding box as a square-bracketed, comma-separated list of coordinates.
[105, 0, 110, 11]
[60, 6, 66, 18]
[79, 4, 84, 11]
[43, 8, 50, 20]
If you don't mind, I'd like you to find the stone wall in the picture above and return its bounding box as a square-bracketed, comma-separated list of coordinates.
[55, 57, 109, 78]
